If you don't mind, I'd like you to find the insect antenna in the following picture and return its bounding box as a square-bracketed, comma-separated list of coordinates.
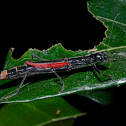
[105, 12, 120, 52]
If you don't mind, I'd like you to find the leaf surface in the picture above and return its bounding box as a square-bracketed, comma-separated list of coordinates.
[0, 97, 85, 126]
[76, 91, 113, 105]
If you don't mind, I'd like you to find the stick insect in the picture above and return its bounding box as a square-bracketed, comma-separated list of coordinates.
[0, 13, 120, 101]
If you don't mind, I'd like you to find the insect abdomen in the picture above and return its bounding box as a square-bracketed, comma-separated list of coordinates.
[0, 65, 28, 80]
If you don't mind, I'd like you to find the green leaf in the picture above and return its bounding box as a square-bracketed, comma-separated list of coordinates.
[0, 0, 126, 103]
[88, 0, 126, 50]
[76, 91, 113, 105]
[0, 97, 85, 126]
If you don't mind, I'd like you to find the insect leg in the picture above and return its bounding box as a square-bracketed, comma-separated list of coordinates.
[31, 53, 45, 61]
[104, 51, 117, 61]
[90, 63, 119, 86]
[31, 54, 65, 92]
[51, 69, 65, 93]
[0, 73, 27, 101]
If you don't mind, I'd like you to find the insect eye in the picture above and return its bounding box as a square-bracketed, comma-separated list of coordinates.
[99, 57, 103, 61]
[96, 55, 103, 62]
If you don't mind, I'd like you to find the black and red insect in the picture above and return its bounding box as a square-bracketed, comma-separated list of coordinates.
[0, 13, 120, 101]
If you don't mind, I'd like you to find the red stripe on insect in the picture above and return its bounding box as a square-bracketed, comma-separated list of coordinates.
[26, 61, 70, 68]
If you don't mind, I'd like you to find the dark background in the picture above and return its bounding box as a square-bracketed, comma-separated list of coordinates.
[0, 0, 105, 68]
[0, 0, 126, 125]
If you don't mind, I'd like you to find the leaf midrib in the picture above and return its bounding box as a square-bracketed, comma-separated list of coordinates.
[37, 113, 85, 126]
[97, 16, 126, 26]
[96, 46, 126, 53]
[23, 102, 85, 126]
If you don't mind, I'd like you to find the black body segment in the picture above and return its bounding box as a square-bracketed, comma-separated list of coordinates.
[6, 65, 27, 79]
[5, 65, 32, 79]
[1, 52, 107, 80]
